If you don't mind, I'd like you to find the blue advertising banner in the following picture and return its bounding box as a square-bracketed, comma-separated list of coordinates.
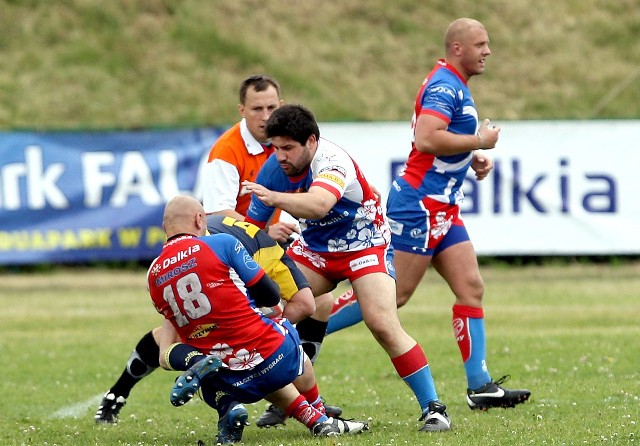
[0, 128, 224, 265]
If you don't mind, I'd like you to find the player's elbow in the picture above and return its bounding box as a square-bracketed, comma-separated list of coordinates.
[305, 196, 335, 219]
[306, 207, 330, 219]
[296, 291, 317, 319]
[414, 138, 439, 155]
[297, 205, 331, 220]
[284, 288, 316, 323]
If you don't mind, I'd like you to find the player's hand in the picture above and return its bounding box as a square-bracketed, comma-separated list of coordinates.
[258, 299, 285, 319]
[243, 181, 276, 206]
[267, 221, 300, 244]
[477, 119, 500, 149]
[471, 152, 493, 180]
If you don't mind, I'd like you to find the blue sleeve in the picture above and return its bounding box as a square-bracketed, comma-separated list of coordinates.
[246, 154, 280, 224]
[202, 233, 264, 286]
[422, 78, 458, 120]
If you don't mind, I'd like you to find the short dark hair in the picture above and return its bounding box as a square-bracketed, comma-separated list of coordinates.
[238, 74, 281, 104]
[266, 104, 320, 145]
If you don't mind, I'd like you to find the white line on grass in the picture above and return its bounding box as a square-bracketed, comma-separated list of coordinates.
[50, 394, 103, 419]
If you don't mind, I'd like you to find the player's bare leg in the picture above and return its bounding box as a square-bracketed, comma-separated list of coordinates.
[393, 250, 432, 308]
[327, 251, 430, 334]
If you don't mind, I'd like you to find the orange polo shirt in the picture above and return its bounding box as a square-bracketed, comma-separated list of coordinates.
[202, 119, 282, 223]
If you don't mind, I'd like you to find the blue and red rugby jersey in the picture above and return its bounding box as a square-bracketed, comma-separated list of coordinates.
[401, 59, 479, 205]
[246, 138, 390, 253]
[147, 233, 288, 371]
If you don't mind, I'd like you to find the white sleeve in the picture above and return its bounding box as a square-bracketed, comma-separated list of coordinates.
[312, 142, 363, 202]
[202, 159, 241, 214]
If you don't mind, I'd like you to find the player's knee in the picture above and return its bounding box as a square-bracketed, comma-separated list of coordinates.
[469, 277, 485, 301]
[364, 317, 400, 349]
[313, 293, 334, 318]
[456, 284, 484, 307]
[127, 353, 157, 379]
[396, 291, 411, 308]
[395, 279, 418, 308]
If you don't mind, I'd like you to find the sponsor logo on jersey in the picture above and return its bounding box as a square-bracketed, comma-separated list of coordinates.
[155, 257, 197, 286]
[317, 172, 345, 189]
[189, 323, 217, 340]
[319, 164, 347, 177]
[162, 244, 201, 269]
[428, 85, 455, 98]
[410, 228, 424, 238]
[235, 240, 259, 270]
[150, 262, 162, 276]
[206, 280, 224, 289]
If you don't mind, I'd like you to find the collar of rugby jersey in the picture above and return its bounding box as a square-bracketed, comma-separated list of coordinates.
[240, 117, 270, 155]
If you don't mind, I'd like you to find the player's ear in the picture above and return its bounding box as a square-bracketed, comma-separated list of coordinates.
[452, 41, 463, 56]
[195, 212, 206, 235]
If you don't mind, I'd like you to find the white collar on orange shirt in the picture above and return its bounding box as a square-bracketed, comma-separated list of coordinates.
[240, 118, 269, 155]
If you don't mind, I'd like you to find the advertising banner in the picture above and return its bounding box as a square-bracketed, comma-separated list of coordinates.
[321, 120, 640, 256]
[1, 120, 638, 265]
[0, 128, 221, 265]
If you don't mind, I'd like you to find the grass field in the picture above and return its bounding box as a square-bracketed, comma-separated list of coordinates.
[2, 1, 639, 129]
[2, 263, 638, 445]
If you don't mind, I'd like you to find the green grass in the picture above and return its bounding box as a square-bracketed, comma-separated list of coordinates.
[2, 264, 638, 445]
[1, 0, 639, 130]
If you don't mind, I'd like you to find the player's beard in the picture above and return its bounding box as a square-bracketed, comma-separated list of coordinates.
[280, 161, 298, 176]
[280, 147, 313, 177]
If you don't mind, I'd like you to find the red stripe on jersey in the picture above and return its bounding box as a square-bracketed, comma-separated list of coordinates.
[422, 107, 451, 124]
[310, 180, 342, 201]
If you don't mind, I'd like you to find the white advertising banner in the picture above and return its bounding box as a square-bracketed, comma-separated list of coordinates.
[320, 120, 640, 256]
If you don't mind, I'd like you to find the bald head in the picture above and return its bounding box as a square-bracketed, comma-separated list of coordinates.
[442, 17, 491, 79]
[445, 18, 486, 54]
[163, 195, 207, 238]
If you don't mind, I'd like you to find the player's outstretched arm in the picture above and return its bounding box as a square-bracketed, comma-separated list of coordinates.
[243, 181, 337, 220]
